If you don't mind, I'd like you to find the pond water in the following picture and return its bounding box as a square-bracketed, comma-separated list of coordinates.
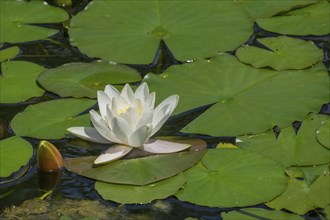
[0, 0, 329, 220]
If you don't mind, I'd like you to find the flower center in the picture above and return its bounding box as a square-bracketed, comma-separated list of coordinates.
[118, 106, 129, 115]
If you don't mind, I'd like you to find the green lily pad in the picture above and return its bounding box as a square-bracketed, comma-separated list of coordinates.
[237, 114, 330, 166]
[95, 173, 186, 204]
[145, 54, 329, 136]
[176, 148, 287, 207]
[0, 46, 20, 62]
[0, 136, 33, 178]
[256, 0, 330, 35]
[316, 119, 330, 149]
[10, 98, 96, 139]
[65, 138, 206, 185]
[236, 36, 323, 70]
[1, 0, 68, 43]
[222, 208, 303, 220]
[0, 61, 45, 104]
[37, 61, 141, 98]
[236, 0, 317, 19]
[69, 1, 252, 64]
[267, 168, 330, 215]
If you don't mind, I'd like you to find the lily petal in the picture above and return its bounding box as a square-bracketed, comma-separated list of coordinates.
[135, 82, 149, 103]
[142, 139, 191, 154]
[145, 92, 156, 109]
[151, 104, 172, 136]
[104, 84, 120, 99]
[97, 91, 111, 119]
[90, 110, 123, 144]
[94, 145, 132, 165]
[110, 117, 130, 144]
[153, 95, 178, 123]
[67, 127, 112, 144]
[128, 124, 152, 147]
[121, 84, 135, 105]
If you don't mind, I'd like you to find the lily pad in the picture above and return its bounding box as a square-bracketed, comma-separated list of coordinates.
[0, 61, 45, 104]
[69, 1, 252, 64]
[176, 148, 287, 207]
[236, 36, 323, 70]
[0, 46, 20, 62]
[236, 0, 318, 19]
[145, 54, 329, 136]
[1, 0, 68, 43]
[237, 114, 330, 166]
[222, 208, 303, 220]
[0, 136, 33, 178]
[95, 173, 186, 204]
[316, 119, 330, 149]
[64, 138, 206, 185]
[10, 98, 96, 139]
[256, 0, 330, 35]
[267, 168, 330, 215]
[37, 61, 141, 98]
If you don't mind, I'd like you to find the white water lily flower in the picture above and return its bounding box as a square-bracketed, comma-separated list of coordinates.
[67, 82, 191, 165]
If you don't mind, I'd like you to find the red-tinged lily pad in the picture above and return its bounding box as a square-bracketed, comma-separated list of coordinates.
[64, 137, 206, 185]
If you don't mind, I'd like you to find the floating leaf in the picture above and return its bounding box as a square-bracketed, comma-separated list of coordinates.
[0, 46, 20, 62]
[64, 138, 206, 185]
[236, 0, 318, 19]
[236, 36, 323, 70]
[145, 54, 329, 136]
[267, 168, 330, 215]
[38, 62, 141, 98]
[0, 136, 33, 178]
[11, 98, 96, 139]
[256, 0, 330, 35]
[176, 148, 287, 207]
[316, 118, 330, 149]
[222, 208, 303, 220]
[0, 61, 45, 104]
[95, 173, 186, 204]
[69, 1, 252, 64]
[1, 0, 68, 43]
[237, 114, 330, 166]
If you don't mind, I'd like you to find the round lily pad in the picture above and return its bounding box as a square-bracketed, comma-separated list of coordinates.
[37, 61, 141, 98]
[222, 208, 304, 220]
[256, 0, 330, 35]
[95, 173, 186, 204]
[1, 0, 68, 43]
[0, 136, 33, 178]
[10, 98, 96, 139]
[176, 148, 287, 207]
[316, 118, 330, 149]
[0, 46, 20, 62]
[267, 168, 330, 215]
[64, 138, 206, 185]
[236, 36, 323, 70]
[237, 0, 318, 19]
[0, 61, 45, 104]
[69, 1, 252, 64]
[237, 114, 330, 166]
[145, 54, 329, 136]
